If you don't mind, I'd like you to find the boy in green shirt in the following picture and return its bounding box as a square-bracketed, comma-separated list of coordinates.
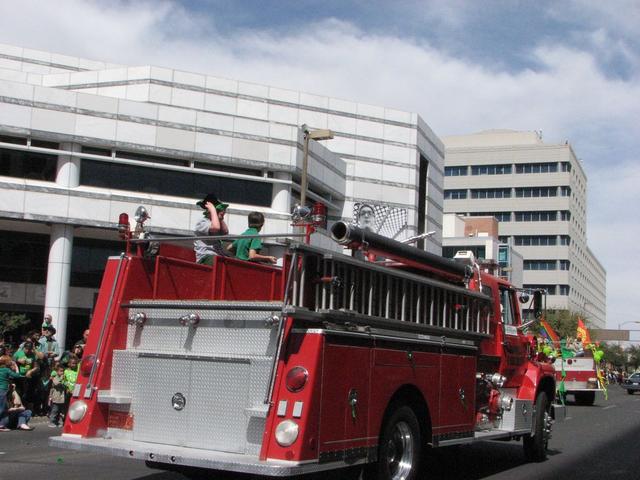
[228, 212, 277, 264]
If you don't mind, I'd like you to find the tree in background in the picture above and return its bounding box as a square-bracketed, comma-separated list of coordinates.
[626, 345, 640, 371]
[0, 312, 30, 339]
[599, 343, 626, 369]
[544, 309, 582, 339]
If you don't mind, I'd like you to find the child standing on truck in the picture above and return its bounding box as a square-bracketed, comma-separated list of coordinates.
[193, 193, 231, 265]
[228, 212, 277, 264]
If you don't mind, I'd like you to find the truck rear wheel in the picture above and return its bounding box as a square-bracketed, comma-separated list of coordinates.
[574, 391, 596, 405]
[373, 404, 422, 480]
[523, 391, 550, 462]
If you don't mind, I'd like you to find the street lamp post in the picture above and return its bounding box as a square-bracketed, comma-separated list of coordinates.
[300, 124, 333, 208]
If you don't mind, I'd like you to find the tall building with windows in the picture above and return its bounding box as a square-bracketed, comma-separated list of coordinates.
[443, 130, 606, 328]
[0, 43, 444, 347]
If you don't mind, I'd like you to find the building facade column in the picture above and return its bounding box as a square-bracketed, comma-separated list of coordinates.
[271, 172, 292, 213]
[44, 224, 74, 349]
[43, 143, 80, 349]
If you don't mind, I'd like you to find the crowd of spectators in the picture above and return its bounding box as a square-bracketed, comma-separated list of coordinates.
[0, 314, 87, 432]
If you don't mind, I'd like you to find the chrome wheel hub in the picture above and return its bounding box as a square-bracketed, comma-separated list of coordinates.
[385, 421, 413, 480]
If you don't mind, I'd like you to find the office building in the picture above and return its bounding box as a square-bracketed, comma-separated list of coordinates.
[443, 130, 606, 328]
[0, 43, 444, 346]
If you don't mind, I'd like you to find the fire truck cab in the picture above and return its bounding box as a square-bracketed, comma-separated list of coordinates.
[51, 215, 564, 479]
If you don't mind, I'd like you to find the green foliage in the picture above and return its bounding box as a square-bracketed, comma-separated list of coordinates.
[600, 342, 626, 368]
[544, 309, 582, 339]
[0, 312, 30, 337]
[626, 345, 640, 370]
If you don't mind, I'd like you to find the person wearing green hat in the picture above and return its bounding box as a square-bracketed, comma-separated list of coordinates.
[194, 193, 231, 265]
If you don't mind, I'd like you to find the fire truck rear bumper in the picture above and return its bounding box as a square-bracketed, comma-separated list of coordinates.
[50, 435, 365, 476]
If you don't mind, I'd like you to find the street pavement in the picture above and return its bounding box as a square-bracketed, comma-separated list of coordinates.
[1, 386, 640, 479]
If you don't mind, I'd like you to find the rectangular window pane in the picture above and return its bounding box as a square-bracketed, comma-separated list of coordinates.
[0, 148, 57, 181]
[80, 159, 273, 207]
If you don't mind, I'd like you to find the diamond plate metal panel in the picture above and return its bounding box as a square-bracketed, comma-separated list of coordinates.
[111, 350, 138, 399]
[499, 398, 533, 432]
[134, 357, 190, 446]
[245, 416, 266, 455]
[119, 304, 279, 455]
[126, 306, 280, 357]
[185, 358, 250, 453]
[127, 309, 186, 352]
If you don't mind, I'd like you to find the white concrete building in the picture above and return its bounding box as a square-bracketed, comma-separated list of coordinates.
[0, 43, 445, 347]
[442, 130, 606, 328]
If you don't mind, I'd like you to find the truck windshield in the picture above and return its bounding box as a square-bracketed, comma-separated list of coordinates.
[500, 288, 516, 326]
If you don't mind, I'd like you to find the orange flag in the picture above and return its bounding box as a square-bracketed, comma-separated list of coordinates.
[576, 318, 592, 345]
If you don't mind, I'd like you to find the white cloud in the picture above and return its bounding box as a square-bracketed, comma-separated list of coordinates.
[0, 0, 638, 327]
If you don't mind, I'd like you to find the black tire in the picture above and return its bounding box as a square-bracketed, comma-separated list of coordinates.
[370, 404, 422, 480]
[523, 391, 550, 462]
[574, 391, 596, 406]
[628, 389, 634, 395]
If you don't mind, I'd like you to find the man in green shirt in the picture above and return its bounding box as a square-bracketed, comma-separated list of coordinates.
[228, 212, 277, 264]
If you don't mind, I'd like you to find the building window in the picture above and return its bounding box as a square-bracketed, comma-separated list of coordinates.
[560, 186, 571, 196]
[560, 260, 570, 270]
[560, 235, 571, 245]
[445, 166, 468, 176]
[80, 159, 273, 207]
[444, 189, 467, 200]
[469, 212, 511, 222]
[559, 285, 570, 295]
[515, 187, 558, 197]
[513, 235, 557, 246]
[71, 238, 123, 288]
[471, 164, 512, 175]
[0, 147, 57, 181]
[524, 260, 557, 270]
[560, 211, 571, 221]
[524, 284, 557, 295]
[561, 162, 572, 172]
[498, 236, 510, 244]
[470, 188, 511, 199]
[0, 230, 49, 284]
[514, 211, 558, 222]
[515, 162, 558, 174]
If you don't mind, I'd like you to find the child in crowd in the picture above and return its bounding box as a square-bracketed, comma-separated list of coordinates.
[228, 211, 277, 264]
[0, 355, 22, 432]
[49, 364, 67, 427]
[63, 355, 79, 396]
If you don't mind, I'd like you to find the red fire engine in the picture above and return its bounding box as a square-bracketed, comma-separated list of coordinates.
[51, 210, 564, 479]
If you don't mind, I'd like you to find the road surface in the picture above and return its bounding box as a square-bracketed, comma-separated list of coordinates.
[1, 386, 639, 479]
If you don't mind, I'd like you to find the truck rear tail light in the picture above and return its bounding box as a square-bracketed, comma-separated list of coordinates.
[567, 359, 573, 365]
[286, 367, 308, 392]
[275, 420, 299, 446]
[80, 354, 97, 377]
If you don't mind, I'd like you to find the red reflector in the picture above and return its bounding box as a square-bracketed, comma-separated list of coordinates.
[286, 367, 309, 393]
[80, 354, 97, 377]
[567, 359, 573, 365]
[108, 410, 134, 430]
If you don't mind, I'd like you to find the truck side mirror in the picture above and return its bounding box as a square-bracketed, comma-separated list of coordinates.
[533, 290, 543, 319]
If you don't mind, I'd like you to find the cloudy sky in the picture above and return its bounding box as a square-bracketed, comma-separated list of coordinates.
[1, 0, 638, 330]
